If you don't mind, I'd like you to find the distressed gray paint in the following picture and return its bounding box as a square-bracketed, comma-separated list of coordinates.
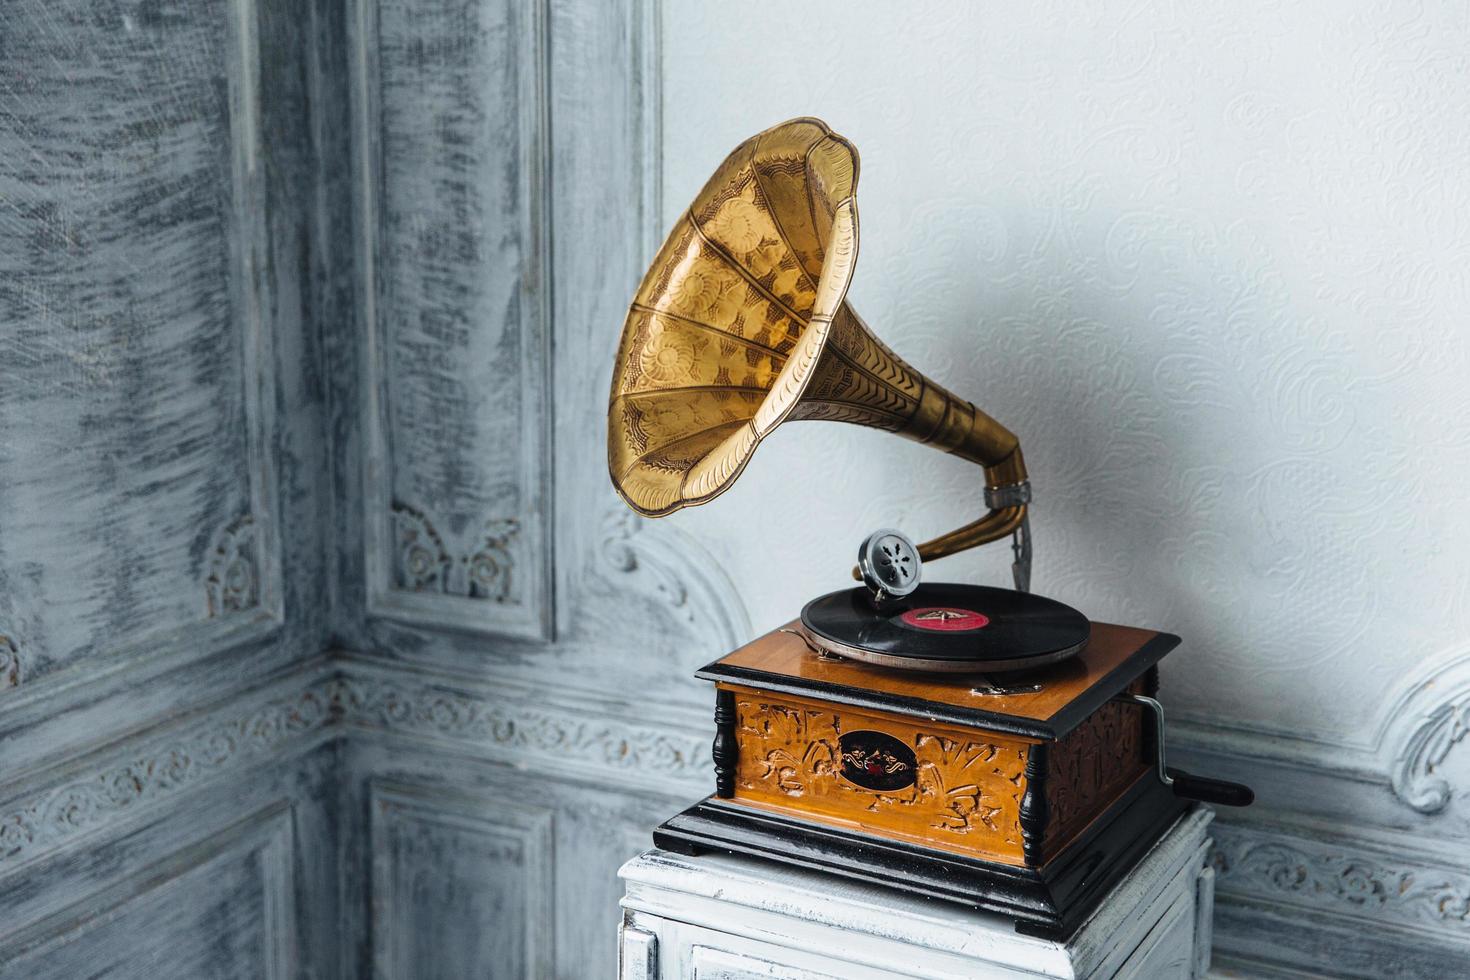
[0, 0, 279, 685]
[334, 0, 744, 708]
[370, 781, 554, 979]
[332, 4, 745, 971]
[341, 735, 676, 980]
[0, 732, 340, 980]
[354, 0, 553, 640]
[0, 803, 296, 980]
[0, 0, 335, 976]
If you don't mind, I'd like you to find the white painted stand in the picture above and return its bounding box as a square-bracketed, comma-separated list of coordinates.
[619, 806, 1214, 980]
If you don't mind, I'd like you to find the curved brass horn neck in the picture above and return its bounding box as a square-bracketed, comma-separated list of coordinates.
[844, 447, 1032, 587]
[798, 308, 1032, 578]
[914, 500, 1026, 563]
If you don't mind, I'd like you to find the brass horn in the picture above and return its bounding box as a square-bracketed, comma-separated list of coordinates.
[607, 117, 1033, 590]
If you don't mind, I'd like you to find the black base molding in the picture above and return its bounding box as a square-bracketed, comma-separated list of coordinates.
[652, 777, 1188, 939]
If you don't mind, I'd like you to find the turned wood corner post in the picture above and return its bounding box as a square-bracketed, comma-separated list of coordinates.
[713, 689, 738, 798]
[1143, 664, 1160, 698]
[1140, 665, 1161, 767]
[1019, 741, 1049, 868]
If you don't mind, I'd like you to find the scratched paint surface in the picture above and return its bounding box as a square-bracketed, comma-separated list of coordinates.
[0, 0, 333, 976]
[372, 784, 547, 979]
[377, 0, 530, 542]
[0, 0, 254, 680]
[0, 840, 273, 979]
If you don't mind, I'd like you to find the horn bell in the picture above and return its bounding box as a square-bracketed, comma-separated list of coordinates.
[607, 117, 1031, 583]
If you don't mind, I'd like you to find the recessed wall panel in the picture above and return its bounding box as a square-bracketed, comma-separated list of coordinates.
[369, 780, 554, 980]
[0, 0, 280, 686]
[357, 0, 551, 639]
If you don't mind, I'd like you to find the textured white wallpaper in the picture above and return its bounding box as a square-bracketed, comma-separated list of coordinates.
[657, 0, 1470, 745]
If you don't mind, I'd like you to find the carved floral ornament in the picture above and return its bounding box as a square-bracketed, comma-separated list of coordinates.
[0, 682, 333, 868]
[0, 634, 19, 689]
[1211, 824, 1470, 931]
[734, 699, 1022, 842]
[6, 662, 1469, 944]
[391, 501, 518, 602]
[597, 507, 751, 652]
[206, 514, 259, 617]
[0, 671, 708, 871]
[1385, 647, 1470, 815]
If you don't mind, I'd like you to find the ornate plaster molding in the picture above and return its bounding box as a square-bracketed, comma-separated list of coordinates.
[13, 653, 1470, 974]
[0, 662, 706, 873]
[206, 514, 259, 617]
[598, 508, 752, 654]
[0, 634, 20, 689]
[332, 667, 710, 791]
[0, 677, 333, 872]
[1384, 649, 1470, 814]
[1212, 819, 1470, 938]
[391, 501, 519, 603]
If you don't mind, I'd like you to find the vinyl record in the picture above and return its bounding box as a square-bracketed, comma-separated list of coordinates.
[799, 583, 1090, 673]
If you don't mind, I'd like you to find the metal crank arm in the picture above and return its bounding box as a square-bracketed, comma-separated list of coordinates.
[1119, 693, 1255, 808]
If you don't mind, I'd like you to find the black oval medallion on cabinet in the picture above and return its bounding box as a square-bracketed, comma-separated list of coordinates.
[838, 730, 918, 791]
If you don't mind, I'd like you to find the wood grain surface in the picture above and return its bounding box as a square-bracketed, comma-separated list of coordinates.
[726, 684, 1032, 864]
[712, 620, 1167, 729]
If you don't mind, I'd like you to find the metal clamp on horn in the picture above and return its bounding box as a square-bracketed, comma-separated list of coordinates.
[1118, 693, 1255, 808]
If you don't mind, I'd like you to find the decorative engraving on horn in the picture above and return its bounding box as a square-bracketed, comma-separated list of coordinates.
[607, 118, 1031, 576]
[608, 119, 860, 518]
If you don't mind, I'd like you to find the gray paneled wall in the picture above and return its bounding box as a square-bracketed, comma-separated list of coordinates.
[0, 0, 281, 687]
[331, 1, 1470, 977]
[0, 0, 705, 974]
[0, 0, 337, 975]
[332, 0, 732, 974]
[369, 781, 555, 979]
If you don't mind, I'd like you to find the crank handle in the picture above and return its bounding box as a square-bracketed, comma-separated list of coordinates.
[1165, 767, 1255, 807]
[1118, 694, 1255, 808]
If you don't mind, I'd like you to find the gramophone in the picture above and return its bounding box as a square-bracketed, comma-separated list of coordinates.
[608, 118, 1250, 937]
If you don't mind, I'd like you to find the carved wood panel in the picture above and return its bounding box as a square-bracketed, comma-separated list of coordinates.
[0, 0, 282, 689]
[729, 690, 1028, 863]
[354, 0, 552, 640]
[1044, 691, 1149, 859]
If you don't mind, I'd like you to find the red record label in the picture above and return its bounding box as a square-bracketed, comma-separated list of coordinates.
[899, 607, 990, 632]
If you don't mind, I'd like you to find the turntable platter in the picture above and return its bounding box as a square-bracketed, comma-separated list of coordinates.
[800, 583, 1090, 673]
